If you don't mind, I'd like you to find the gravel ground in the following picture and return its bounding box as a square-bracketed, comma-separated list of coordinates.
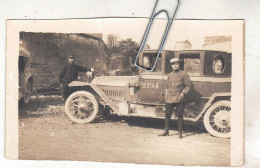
[18, 95, 230, 166]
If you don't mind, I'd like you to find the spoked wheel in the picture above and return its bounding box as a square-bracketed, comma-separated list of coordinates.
[65, 91, 99, 123]
[203, 100, 231, 138]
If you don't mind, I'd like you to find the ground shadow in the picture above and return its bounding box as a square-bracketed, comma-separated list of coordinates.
[18, 95, 207, 135]
[100, 114, 207, 135]
[19, 94, 64, 119]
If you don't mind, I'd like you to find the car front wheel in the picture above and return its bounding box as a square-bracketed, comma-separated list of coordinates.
[203, 100, 231, 138]
[65, 91, 99, 124]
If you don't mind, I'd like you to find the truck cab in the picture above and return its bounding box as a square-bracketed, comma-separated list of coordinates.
[136, 50, 231, 105]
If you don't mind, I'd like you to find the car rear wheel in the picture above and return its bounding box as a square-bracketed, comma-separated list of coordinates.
[65, 91, 99, 124]
[203, 100, 231, 138]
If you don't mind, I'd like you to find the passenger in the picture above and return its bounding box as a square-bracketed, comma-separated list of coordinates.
[58, 54, 94, 100]
[213, 58, 224, 74]
[159, 57, 193, 139]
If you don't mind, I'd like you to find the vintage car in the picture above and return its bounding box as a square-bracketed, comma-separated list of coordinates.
[19, 47, 36, 104]
[65, 50, 231, 138]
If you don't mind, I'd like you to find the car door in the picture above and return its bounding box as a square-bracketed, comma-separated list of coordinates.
[174, 51, 203, 105]
[136, 51, 164, 104]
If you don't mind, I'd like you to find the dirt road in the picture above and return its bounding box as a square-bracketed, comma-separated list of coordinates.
[19, 95, 230, 166]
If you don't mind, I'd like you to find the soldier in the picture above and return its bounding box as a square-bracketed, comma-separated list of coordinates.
[58, 54, 94, 100]
[159, 57, 192, 138]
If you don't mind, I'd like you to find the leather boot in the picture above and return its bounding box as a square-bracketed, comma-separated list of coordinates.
[178, 131, 183, 139]
[178, 115, 183, 139]
[158, 129, 169, 136]
[158, 112, 171, 136]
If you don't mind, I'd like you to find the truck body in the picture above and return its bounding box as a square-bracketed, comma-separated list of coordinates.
[19, 47, 36, 104]
[65, 50, 231, 138]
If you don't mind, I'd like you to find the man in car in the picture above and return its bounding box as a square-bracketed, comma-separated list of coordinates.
[58, 54, 94, 100]
[159, 57, 192, 139]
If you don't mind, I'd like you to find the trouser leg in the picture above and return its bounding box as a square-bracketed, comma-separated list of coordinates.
[175, 103, 184, 131]
[175, 103, 184, 138]
[158, 103, 174, 136]
[61, 83, 69, 99]
[178, 115, 183, 132]
[164, 103, 174, 130]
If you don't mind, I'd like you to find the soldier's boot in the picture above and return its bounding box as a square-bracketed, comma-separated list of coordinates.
[178, 115, 183, 139]
[178, 131, 183, 139]
[158, 129, 169, 136]
[158, 113, 170, 136]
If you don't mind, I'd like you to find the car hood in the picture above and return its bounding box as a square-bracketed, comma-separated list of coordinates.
[91, 75, 138, 87]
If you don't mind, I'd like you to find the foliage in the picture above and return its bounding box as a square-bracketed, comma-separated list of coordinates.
[106, 35, 139, 73]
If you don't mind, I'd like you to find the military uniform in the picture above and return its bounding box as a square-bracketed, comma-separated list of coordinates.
[159, 58, 192, 138]
[59, 62, 90, 99]
[164, 70, 192, 105]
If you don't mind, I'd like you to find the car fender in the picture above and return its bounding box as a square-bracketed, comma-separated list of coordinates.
[68, 81, 119, 113]
[194, 93, 231, 122]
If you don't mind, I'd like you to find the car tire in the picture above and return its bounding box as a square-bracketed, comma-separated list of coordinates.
[65, 91, 99, 124]
[203, 100, 231, 138]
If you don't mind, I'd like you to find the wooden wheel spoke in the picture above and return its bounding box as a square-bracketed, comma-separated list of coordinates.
[65, 91, 100, 124]
[203, 101, 231, 138]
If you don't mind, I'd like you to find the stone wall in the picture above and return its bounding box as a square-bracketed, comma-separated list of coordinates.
[20, 32, 108, 90]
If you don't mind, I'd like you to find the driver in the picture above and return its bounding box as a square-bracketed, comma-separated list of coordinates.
[58, 54, 94, 100]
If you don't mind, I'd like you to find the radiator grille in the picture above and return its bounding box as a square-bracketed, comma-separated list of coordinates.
[101, 89, 124, 97]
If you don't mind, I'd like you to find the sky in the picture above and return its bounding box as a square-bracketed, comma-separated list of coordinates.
[78, 18, 237, 50]
[7, 18, 241, 51]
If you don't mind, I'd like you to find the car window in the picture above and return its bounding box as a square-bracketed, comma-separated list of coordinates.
[165, 54, 173, 74]
[203, 52, 231, 76]
[179, 54, 201, 76]
[212, 55, 225, 74]
[142, 53, 161, 72]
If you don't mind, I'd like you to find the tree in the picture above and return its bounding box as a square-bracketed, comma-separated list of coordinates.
[118, 38, 139, 65]
[106, 36, 139, 73]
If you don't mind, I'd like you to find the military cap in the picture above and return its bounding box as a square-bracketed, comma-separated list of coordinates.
[68, 55, 75, 59]
[170, 57, 180, 64]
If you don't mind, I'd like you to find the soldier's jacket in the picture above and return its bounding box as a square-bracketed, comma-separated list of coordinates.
[59, 63, 90, 84]
[164, 70, 193, 103]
